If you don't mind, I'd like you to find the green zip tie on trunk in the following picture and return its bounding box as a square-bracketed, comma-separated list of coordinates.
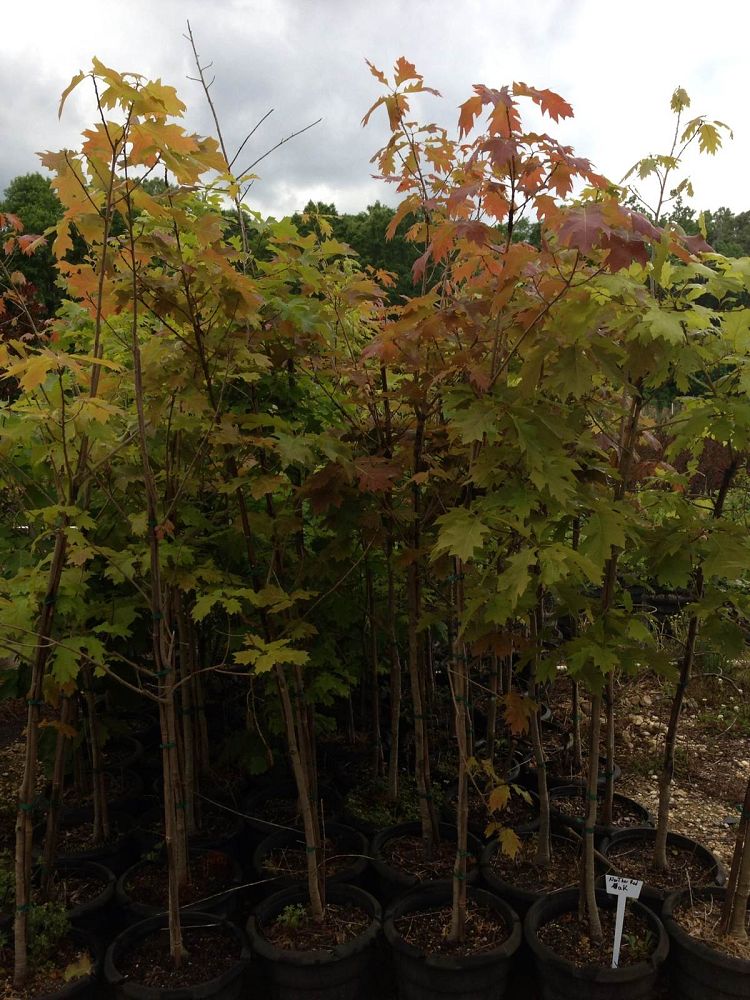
[152, 612, 163, 621]
[175, 801, 186, 810]
[154, 669, 171, 678]
[587, 792, 598, 802]
[26, 699, 44, 707]
[16, 903, 31, 913]
[452, 869, 466, 881]
[584, 826, 596, 835]
[160, 741, 176, 750]
[456, 849, 472, 858]
[43, 594, 56, 606]
[306, 845, 317, 854]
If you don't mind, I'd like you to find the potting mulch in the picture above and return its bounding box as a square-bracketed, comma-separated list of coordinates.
[344, 780, 421, 830]
[125, 852, 236, 909]
[394, 900, 509, 958]
[553, 793, 646, 828]
[263, 902, 369, 950]
[117, 925, 240, 988]
[381, 835, 476, 881]
[38, 869, 106, 908]
[61, 770, 139, 807]
[604, 839, 716, 891]
[263, 837, 350, 878]
[489, 834, 583, 891]
[674, 895, 750, 961]
[537, 907, 657, 968]
[55, 821, 124, 856]
[0, 939, 92, 999]
[250, 796, 302, 827]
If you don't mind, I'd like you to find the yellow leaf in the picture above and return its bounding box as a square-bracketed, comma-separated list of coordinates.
[63, 954, 92, 982]
[489, 785, 510, 814]
[498, 827, 521, 860]
[59, 70, 86, 119]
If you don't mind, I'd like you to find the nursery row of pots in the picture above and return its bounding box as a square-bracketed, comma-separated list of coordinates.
[58, 879, 749, 1000]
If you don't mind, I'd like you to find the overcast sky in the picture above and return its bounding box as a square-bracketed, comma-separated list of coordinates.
[1, 0, 748, 218]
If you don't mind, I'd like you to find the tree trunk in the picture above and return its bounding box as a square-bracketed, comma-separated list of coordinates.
[40, 695, 74, 897]
[449, 562, 469, 943]
[720, 776, 750, 937]
[580, 693, 603, 942]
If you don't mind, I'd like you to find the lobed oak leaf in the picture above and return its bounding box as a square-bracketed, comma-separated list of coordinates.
[513, 82, 573, 122]
[458, 94, 484, 138]
[394, 57, 420, 85]
[365, 59, 388, 85]
[3, 212, 23, 233]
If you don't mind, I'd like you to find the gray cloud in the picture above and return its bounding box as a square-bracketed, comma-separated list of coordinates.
[1, 0, 747, 218]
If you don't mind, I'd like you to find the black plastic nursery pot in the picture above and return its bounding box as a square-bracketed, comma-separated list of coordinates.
[599, 827, 726, 914]
[104, 911, 251, 999]
[247, 882, 381, 1000]
[662, 886, 750, 1000]
[371, 822, 481, 903]
[49, 858, 116, 935]
[524, 887, 669, 1000]
[116, 848, 244, 926]
[383, 880, 522, 1000]
[480, 831, 600, 918]
[134, 801, 246, 861]
[253, 822, 369, 893]
[549, 783, 653, 840]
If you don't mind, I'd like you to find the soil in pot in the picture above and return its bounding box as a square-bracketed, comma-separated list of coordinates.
[122, 850, 238, 911]
[343, 776, 423, 834]
[525, 887, 669, 1000]
[60, 769, 142, 809]
[394, 897, 510, 958]
[662, 887, 750, 1000]
[117, 921, 242, 989]
[602, 830, 722, 893]
[537, 906, 657, 967]
[671, 891, 750, 961]
[262, 902, 370, 950]
[485, 832, 587, 893]
[381, 833, 477, 883]
[35, 865, 110, 913]
[550, 785, 651, 833]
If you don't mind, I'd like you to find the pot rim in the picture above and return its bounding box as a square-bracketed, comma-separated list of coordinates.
[383, 880, 522, 970]
[524, 886, 669, 981]
[662, 886, 750, 973]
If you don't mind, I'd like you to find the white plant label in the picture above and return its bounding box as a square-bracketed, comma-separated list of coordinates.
[605, 875, 643, 968]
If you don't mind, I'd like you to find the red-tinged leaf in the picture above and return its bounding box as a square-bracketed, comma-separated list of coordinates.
[412, 248, 431, 284]
[601, 233, 649, 272]
[394, 57, 420, 85]
[513, 82, 573, 121]
[9, 271, 27, 285]
[558, 203, 612, 253]
[385, 94, 408, 131]
[365, 59, 388, 85]
[3, 212, 23, 233]
[154, 519, 175, 541]
[630, 212, 662, 243]
[456, 220, 489, 247]
[17, 234, 46, 256]
[482, 184, 509, 222]
[302, 462, 348, 514]
[431, 222, 456, 262]
[482, 137, 516, 170]
[467, 365, 491, 392]
[458, 95, 484, 138]
[386, 195, 420, 240]
[504, 691, 536, 736]
[355, 456, 402, 492]
[547, 161, 574, 198]
[361, 95, 386, 128]
[3, 238, 15, 255]
[681, 232, 712, 255]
